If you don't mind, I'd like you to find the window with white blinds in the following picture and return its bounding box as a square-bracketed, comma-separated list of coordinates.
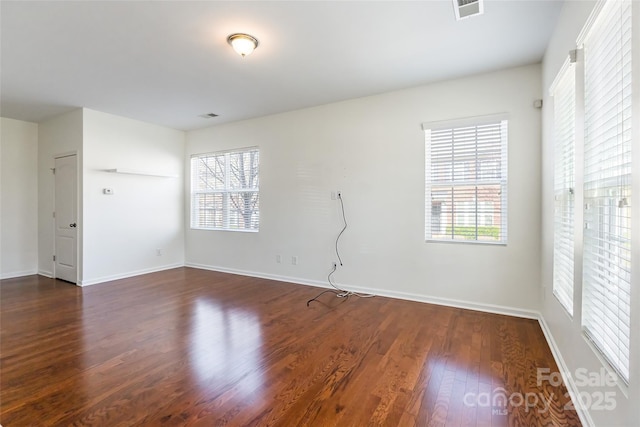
[581, 0, 632, 383]
[424, 117, 508, 243]
[191, 148, 259, 231]
[551, 61, 576, 316]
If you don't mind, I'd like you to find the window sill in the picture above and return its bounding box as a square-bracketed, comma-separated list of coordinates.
[425, 239, 507, 246]
[191, 227, 259, 233]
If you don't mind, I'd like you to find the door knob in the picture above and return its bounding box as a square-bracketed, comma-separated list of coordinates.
[70, 223, 77, 228]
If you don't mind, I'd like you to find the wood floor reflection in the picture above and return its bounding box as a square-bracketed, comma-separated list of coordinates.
[0, 268, 581, 426]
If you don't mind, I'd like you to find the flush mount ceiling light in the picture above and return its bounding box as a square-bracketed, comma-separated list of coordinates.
[227, 33, 259, 57]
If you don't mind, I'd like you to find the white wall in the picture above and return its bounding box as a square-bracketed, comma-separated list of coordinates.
[38, 109, 83, 278]
[186, 64, 542, 314]
[82, 109, 184, 285]
[541, 1, 640, 425]
[1, 117, 38, 278]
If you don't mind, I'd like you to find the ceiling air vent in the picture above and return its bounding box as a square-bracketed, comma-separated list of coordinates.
[199, 113, 219, 119]
[453, 0, 484, 20]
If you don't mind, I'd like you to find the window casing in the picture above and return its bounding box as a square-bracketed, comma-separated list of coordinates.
[424, 116, 508, 244]
[191, 148, 259, 231]
[580, 0, 632, 383]
[551, 60, 577, 316]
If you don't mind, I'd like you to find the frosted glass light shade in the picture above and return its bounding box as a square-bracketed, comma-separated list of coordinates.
[227, 33, 259, 57]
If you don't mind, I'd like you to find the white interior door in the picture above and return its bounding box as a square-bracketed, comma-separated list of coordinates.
[54, 154, 77, 283]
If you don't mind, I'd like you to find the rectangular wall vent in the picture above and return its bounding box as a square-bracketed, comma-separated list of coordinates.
[453, 0, 484, 20]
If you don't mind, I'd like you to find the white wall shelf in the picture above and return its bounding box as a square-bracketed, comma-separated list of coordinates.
[105, 168, 177, 178]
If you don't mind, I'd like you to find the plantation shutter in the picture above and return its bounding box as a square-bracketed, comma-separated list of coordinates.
[581, 0, 632, 382]
[424, 116, 508, 243]
[551, 60, 576, 316]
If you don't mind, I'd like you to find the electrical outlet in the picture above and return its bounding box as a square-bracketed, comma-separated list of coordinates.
[276, 254, 282, 263]
[331, 191, 336, 200]
[156, 248, 163, 256]
[337, 190, 342, 198]
[332, 262, 337, 269]
[292, 256, 298, 265]
[331, 190, 342, 200]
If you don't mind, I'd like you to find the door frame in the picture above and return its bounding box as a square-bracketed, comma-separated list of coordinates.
[53, 151, 80, 285]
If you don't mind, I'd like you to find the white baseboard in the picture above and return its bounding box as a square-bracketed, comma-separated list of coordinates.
[537, 316, 594, 427]
[185, 262, 539, 319]
[346, 284, 540, 320]
[79, 263, 184, 287]
[38, 270, 54, 278]
[0, 269, 38, 280]
[185, 262, 329, 288]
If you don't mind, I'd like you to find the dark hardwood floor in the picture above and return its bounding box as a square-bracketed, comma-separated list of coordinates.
[1, 268, 581, 426]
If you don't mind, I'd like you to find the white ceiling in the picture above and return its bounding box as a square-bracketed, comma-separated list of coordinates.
[1, 0, 563, 131]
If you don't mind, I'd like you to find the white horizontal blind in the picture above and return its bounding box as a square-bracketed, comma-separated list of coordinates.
[582, 0, 632, 382]
[552, 62, 576, 316]
[191, 148, 260, 231]
[425, 118, 508, 243]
